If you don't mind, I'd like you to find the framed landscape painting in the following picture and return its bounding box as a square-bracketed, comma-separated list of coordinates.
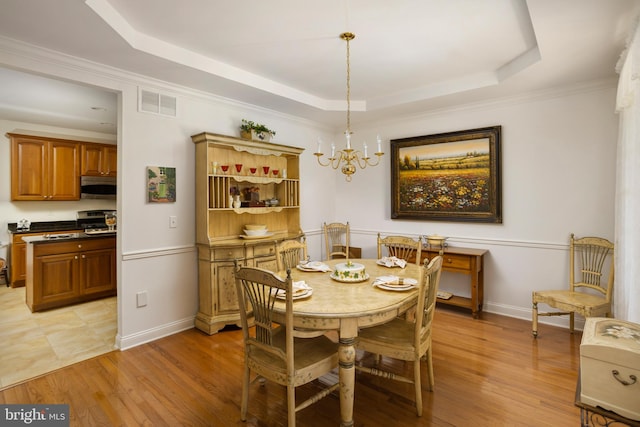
[391, 126, 502, 223]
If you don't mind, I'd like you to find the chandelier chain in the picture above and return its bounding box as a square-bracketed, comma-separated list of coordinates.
[345, 33, 351, 134]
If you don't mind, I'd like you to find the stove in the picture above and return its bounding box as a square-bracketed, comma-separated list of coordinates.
[77, 210, 116, 232]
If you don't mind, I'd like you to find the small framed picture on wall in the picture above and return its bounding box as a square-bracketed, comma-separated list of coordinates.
[147, 166, 176, 203]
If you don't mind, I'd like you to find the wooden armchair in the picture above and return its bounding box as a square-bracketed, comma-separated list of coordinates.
[323, 222, 350, 260]
[532, 234, 615, 337]
[276, 237, 308, 271]
[234, 265, 339, 426]
[377, 233, 422, 265]
[355, 256, 443, 416]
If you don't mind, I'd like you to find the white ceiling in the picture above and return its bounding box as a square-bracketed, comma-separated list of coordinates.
[0, 0, 638, 133]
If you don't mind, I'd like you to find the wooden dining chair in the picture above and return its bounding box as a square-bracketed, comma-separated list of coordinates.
[355, 256, 443, 416]
[377, 233, 422, 265]
[234, 265, 339, 426]
[323, 222, 350, 260]
[276, 237, 308, 271]
[532, 233, 614, 337]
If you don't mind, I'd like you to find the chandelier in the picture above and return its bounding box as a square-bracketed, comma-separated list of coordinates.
[314, 32, 384, 182]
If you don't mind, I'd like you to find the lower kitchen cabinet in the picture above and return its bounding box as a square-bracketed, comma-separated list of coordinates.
[26, 236, 116, 312]
[10, 230, 82, 288]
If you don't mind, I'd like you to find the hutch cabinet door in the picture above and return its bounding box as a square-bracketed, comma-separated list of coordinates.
[214, 262, 241, 314]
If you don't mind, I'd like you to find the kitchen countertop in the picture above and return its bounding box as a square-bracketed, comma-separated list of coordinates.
[8, 220, 81, 234]
[22, 232, 116, 244]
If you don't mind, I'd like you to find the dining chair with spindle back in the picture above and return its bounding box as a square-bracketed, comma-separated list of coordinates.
[323, 222, 350, 260]
[377, 233, 422, 266]
[276, 237, 308, 271]
[532, 233, 614, 337]
[355, 256, 443, 416]
[234, 264, 339, 426]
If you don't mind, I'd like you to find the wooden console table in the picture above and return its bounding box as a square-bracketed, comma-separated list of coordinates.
[420, 246, 487, 318]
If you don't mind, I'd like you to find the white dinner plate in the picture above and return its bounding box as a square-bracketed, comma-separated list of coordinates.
[274, 289, 313, 300]
[296, 262, 331, 272]
[374, 282, 417, 291]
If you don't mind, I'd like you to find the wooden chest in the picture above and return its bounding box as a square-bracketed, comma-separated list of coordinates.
[580, 317, 640, 421]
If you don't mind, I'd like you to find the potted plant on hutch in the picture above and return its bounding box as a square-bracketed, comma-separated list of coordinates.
[240, 119, 276, 142]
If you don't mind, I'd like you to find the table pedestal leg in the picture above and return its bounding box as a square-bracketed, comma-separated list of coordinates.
[339, 320, 357, 427]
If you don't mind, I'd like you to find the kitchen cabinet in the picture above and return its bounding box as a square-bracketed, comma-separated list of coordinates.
[25, 236, 116, 312]
[9, 133, 80, 201]
[10, 229, 81, 288]
[81, 143, 117, 176]
[191, 132, 303, 334]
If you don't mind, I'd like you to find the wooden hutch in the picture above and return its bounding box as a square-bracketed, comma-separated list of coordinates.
[191, 132, 304, 334]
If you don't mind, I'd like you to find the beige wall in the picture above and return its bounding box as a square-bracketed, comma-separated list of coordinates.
[0, 38, 618, 346]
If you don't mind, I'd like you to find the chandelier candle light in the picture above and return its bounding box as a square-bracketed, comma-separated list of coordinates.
[314, 32, 384, 182]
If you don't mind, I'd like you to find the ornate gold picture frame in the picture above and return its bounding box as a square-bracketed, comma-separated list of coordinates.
[391, 126, 502, 223]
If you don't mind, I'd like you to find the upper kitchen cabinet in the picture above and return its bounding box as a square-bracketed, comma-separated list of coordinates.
[9, 133, 80, 201]
[81, 143, 117, 177]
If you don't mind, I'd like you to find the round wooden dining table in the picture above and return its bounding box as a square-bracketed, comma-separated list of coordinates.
[274, 258, 421, 427]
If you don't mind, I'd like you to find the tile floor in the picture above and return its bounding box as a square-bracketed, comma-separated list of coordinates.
[0, 285, 117, 390]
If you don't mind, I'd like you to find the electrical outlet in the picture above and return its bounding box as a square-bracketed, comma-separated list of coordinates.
[169, 216, 177, 228]
[136, 291, 148, 307]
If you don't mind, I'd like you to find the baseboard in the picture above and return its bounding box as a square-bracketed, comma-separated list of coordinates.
[116, 316, 195, 350]
[484, 301, 585, 331]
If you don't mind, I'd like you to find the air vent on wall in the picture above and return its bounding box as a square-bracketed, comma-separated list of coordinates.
[138, 88, 177, 117]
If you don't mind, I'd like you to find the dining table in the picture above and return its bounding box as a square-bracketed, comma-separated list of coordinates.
[274, 258, 422, 427]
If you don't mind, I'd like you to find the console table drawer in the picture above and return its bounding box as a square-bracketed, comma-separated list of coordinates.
[440, 253, 471, 271]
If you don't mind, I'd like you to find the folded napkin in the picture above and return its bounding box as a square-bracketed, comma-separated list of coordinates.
[292, 281, 311, 295]
[373, 275, 417, 287]
[276, 281, 311, 297]
[379, 256, 407, 268]
[299, 261, 333, 272]
[373, 275, 401, 286]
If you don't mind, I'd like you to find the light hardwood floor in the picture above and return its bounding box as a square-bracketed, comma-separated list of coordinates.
[0, 285, 116, 389]
[0, 307, 583, 426]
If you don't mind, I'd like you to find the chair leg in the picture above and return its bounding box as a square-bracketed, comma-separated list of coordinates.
[532, 301, 538, 338]
[414, 358, 423, 416]
[241, 364, 250, 421]
[426, 347, 434, 391]
[569, 312, 575, 334]
[288, 384, 296, 427]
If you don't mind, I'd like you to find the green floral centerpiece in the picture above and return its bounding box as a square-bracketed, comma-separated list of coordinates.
[240, 119, 276, 142]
